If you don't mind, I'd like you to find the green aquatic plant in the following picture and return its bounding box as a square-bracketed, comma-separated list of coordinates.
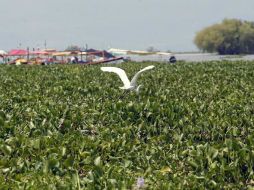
[0, 61, 254, 189]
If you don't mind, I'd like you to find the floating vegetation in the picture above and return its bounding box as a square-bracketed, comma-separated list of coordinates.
[0, 61, 254, 189]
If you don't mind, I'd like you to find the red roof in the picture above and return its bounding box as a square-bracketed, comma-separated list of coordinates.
[8, 49, 28, 56]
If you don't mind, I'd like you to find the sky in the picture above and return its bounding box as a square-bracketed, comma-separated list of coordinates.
[0, 0, 254, 52]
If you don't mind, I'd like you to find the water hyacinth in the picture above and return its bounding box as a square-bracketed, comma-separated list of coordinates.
[0, 61, 254, 189]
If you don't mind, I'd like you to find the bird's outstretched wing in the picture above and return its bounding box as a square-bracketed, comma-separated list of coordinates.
[130, 65, 155, 86]
[101, 67, 131, 88]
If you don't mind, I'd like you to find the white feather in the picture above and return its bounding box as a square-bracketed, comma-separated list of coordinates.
[101, 65, 155, 92]
[100, 67, 131, 88]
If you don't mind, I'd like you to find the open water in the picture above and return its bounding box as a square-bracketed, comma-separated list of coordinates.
[125, 53, 254, 62]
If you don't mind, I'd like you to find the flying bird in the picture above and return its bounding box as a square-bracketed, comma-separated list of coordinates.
[101, 65, 155, 94]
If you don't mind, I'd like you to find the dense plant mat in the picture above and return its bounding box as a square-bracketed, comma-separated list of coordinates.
[0, 61, 254, 189]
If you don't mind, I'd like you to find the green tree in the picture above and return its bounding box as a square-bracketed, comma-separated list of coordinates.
[239, 21, 254, 53]
[65, 45, 82, 51]
[194, 19, 254, 54]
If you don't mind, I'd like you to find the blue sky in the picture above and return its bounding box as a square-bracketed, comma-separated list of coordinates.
[0, 0, 254, 52]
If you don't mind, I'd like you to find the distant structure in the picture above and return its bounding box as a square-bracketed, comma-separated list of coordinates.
[169, 56, 177, 63]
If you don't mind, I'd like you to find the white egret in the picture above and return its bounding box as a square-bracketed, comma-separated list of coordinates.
[101, 65, 155, 94]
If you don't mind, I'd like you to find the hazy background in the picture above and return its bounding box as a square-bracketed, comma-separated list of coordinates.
[0, 0, 253, 52]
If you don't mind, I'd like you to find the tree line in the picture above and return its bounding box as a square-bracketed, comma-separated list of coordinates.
[194, 19, 254, 55]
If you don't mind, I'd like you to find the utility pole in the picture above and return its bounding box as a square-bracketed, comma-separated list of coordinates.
[44, 40, 47, 50]
[85, 44, 88, 62]
[27, 47, 29, 61]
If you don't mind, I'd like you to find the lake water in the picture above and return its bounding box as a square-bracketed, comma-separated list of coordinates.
[125, 53, 254, 62]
